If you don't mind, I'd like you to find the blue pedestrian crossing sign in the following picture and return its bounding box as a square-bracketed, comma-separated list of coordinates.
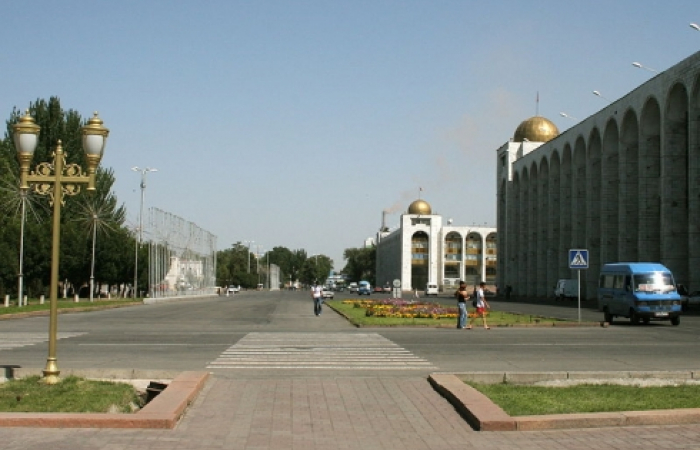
[569, 249, 589, 269]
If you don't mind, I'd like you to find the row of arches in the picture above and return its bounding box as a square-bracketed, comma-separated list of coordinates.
[499, 74, 700, 299]
[410, 231, 497, 289]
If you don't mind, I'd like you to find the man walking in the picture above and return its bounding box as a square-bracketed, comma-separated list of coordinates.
[312, 283, 323, 316]
[455, 281, 468, 329]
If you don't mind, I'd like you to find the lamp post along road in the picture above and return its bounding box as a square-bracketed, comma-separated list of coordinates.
[243, 240, 254, 273]
[131, 167, 157, 298]
[12, 111, 108, 384]
[90, 214, 98, 302]
[18, 190, 27, 306]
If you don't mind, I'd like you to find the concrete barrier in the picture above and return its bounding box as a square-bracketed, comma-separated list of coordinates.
[0, 371, 209, 429]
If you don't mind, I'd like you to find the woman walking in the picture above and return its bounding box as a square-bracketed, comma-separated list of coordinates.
[467, 282, 490, 330]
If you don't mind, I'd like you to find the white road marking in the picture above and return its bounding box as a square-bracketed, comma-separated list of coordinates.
[207, 332, 437, 370]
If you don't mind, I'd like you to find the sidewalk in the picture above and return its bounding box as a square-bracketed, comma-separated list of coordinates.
[2, 375, 699, 450]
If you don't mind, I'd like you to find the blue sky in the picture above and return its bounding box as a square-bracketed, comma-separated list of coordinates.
[2, 1, 699, 269]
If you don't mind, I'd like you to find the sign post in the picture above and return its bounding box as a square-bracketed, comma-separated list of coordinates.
[568, 249, 589, 323]
[392, 279, 401, 299]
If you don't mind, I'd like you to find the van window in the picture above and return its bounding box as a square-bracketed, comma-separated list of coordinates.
[624, 275, 632, 291]
[613, 275, 624, 289]
[633, 272, 674, 292]
[601, 274, 615, 289]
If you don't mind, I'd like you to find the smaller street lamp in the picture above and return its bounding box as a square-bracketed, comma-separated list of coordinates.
[592, 90, 611, 102]
[243, 240, 254, 273]
[559, 112, 578, 121]
[632, 62, 657, 73]
[690, 23, 700, 32]
[131, 167, 157, 298]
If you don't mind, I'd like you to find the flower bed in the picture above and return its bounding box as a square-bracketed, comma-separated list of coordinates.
[341, 298, 486, 319]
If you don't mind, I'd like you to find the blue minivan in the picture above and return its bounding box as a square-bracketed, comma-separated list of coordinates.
[357, 281, 372, 296]
[598, 263, 682, 326]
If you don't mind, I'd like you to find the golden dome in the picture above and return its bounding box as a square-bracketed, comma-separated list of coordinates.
[408, 199, 432, 215]
[513, 116, 559, 143]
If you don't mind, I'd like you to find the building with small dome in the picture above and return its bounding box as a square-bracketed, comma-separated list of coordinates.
[375, 199, 496, 292]
[497, 51, 700, 300]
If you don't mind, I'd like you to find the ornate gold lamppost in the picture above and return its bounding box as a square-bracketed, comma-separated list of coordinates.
[12, 111, 109, 384]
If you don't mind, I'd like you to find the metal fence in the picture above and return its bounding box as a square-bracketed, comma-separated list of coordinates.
[146, 207, 217, 298]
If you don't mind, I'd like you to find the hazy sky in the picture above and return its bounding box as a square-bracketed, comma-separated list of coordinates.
[2, 1, 699, 269]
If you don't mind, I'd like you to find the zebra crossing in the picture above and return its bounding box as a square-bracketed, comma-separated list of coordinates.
[207, 332, 437, 370]
[0, 332, 86, 351]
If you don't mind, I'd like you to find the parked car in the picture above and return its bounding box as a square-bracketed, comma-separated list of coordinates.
[358, 281, 371, 295]
[382, 284, 392, 293]
[322, 288, 334, 299]
[687, 292, 700, 310]
[373, 286, 384, 293]
[348, 282, 358, 293]
[554, 279, 578, 300]
[426, 283, 439, 297]
[679, 285, 700, 311]
[227, 285, 240, 295]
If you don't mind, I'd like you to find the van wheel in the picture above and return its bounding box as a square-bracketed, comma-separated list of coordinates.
[604, 309, 613, 324]
[630, 309, 640, 325]
[671, 316, 680, 326]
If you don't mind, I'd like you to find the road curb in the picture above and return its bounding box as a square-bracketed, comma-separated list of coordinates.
[429, 371, 700, 431]
[0, 371, 209, 429]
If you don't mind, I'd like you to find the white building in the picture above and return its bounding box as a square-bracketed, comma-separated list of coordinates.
[497, 50, 700, 299]
[375, 199, 496, 292]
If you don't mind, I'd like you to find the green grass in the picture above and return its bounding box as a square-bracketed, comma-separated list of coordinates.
[0, 299, 142, 316]
[326, 300, 567, 327]
[0, 376, 144, 413]
[468, 382, 700, 416]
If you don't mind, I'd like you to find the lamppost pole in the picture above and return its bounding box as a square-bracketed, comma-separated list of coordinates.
[243, 240, 254, 273]
[12, 111, 108, 384]
[131, 167, 157, 298]
[90, 214, 97, 302]
[17, 191, 27, 306]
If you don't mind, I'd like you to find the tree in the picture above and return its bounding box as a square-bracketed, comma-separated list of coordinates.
[216, 242, 259, 289]
[299, 254, 332, 286]
[0, 97, 131, 298]
[342, 247, 376, 285]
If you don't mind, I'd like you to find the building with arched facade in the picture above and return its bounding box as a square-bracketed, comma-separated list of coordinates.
[497, 51, 700, 300]
[375, 199, 497, 292]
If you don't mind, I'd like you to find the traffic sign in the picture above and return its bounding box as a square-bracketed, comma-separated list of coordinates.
[569, 249, 589, 269]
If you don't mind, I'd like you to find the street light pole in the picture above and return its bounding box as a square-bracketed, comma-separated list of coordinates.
[17, 190, 27, 306]
[12, 111, 108, 384]
[243, 240, 254, 273]
[90, 213, 97, 302]
[131, 167, 157, 298]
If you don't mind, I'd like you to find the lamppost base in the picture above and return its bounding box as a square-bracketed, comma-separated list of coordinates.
[42, 358, 60, 385]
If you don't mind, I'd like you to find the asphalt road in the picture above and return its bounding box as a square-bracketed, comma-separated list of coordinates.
[1, 289, 699, 379]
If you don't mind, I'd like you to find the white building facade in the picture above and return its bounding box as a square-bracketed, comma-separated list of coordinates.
[376, 199, 496, 292]
[497, 51, 700, 299]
